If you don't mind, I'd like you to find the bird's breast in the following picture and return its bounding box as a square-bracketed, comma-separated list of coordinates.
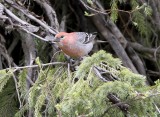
[58, 40, 93, 58]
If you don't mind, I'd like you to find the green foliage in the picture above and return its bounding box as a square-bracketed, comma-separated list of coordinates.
[0, 78, 18, 117]
[26, 65, 70, 117]
[34, 93, 46, 117]
[18, 69, 27, 98]
[0, 69, 12, 92]
[35, 40, 51, 63]
[110, 0, 118, 22]
[118, 0, 127, 3]
[84, 11, 95, 17]
[87, 0, 93, 5]
[35, 57, 42, 67]
[14, 104, 29, 117]
[75, 50, 122, 79]
[131, 1, 152, 37]
[119, 68, 146, 88]
[55, 50, 160, 116]
[144, 5, 152, 16]
[1, 50, 160, 116]
[109, 0, 153, 37]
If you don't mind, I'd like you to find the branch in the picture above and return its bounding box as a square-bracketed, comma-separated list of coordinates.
[93, 66, 108, 82]
[0, 33, 16, 68]
[34, 0, 59, 30]
[12, 73, 22, 108]
[59, 4, 68, 31]
[79, 0, 108, 15]
[4, 5, 28, 25]
[126, 46, 146, 75]
[1, 2, 56, 42]
[19, 26, 54, 42]
[154, 103, 160, 114]
[128, 42, 160, 55]
[5, 0, 58, 35]
[93, 66, 119, 81]
[7, 36, 19, 55]
[101, 93, 129, 117]
[4, 62, 66, 72]
[147, 70, 160, 76]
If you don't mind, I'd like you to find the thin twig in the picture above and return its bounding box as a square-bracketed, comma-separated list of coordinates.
[67, 63, 71, 82]
[79, 0, 108, 15]
[4, 62, 66, 72]
[79, 0, 146, 16]
[50, 50, 62, 62]
[154, 45, 160, 72]
[154, 103, 160, 114]
[93, 66, 108, 82]
[19, 26, 54, 42]
[12, 73, 22, 108]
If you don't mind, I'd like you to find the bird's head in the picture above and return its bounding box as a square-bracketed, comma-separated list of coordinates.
[53, 32, 68, 42]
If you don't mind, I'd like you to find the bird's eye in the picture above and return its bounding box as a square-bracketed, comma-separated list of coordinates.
[60, 35, 64, 38]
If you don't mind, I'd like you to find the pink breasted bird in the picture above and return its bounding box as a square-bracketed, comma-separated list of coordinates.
[54, 32, 97, 58]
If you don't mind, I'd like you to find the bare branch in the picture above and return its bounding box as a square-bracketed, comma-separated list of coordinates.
[12, 73, 22, 108]
[5, 0, 58, 35]
[128, 42, 160, 55]
[4, 62, 66, 72]
[34, 0, 59, 30]
[59, 4, 68, 32]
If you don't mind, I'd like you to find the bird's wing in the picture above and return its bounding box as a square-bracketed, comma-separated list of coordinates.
[76, 32, 97, 44]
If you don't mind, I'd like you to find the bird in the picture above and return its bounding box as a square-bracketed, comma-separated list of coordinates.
[53, 32, 97, 58]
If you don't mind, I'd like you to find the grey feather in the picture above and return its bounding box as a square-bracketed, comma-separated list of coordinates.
[76, 32, 97, 44]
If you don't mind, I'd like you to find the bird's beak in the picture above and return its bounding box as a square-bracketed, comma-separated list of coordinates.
[53, 37, 60, 43]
